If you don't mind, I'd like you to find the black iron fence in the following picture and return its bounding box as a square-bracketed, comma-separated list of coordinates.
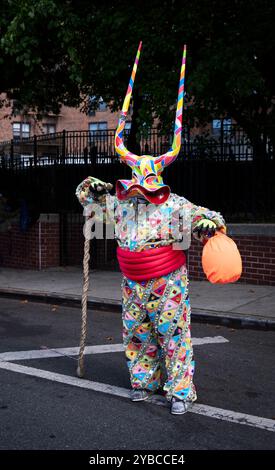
[0, 124, 274, 170]
[0, 155, 274, 222]
[0, 126, 274, 222]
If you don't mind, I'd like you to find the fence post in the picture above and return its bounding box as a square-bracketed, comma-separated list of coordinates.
[10, 139, 14, 169]
[61, 129, 66, 163]
[220, 120, 224, 161]
[33, 135, 37, 166]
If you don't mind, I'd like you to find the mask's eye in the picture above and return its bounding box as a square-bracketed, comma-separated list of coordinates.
[145, 173, 157, 180]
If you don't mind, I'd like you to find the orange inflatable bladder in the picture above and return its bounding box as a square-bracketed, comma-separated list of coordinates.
[202, 231, 242, 284]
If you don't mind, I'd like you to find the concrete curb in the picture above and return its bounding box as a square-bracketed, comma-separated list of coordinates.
[1, 288, 275, 331]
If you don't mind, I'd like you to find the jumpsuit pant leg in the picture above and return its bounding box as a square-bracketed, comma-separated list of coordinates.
[156, 265, 197, 402]
[121, 277, 162, 392]
[121, 265, 197, 402]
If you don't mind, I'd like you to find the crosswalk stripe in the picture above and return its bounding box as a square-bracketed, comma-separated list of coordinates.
[0, 360, 274, 433]
[0, 336, 229, 361]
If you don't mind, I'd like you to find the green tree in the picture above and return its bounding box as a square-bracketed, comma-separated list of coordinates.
[0, 0, 274, 156]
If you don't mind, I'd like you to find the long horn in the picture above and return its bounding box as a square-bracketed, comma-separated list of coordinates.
[155, 45, 186, 169]
[114, 41, 142, 167]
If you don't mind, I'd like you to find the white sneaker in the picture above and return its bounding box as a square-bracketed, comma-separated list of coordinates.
[170, 397, 192, 415]
[130, 389, 150, 402]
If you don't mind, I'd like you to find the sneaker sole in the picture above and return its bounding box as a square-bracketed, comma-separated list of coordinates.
[170, 409, 188, 415]
[130, 395, 150, 402]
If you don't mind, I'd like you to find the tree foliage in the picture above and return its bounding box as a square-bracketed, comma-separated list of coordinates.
[0, 0, 274, 142]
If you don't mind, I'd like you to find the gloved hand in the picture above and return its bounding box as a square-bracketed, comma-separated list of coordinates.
[89, 177, 113, 199]
[77, 177, 113, 205]
[193, 218, 218, 240]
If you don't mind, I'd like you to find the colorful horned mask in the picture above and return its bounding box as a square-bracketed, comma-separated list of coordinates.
[115, 42, 186, 205]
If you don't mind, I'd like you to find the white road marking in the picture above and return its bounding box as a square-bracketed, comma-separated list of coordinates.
[193, 336, 229, 346]
[0, 336, 228, 362]
[0, 343, 125, 361]
[0, 360, 274, 433]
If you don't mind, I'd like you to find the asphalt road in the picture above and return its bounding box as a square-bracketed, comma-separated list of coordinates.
[0, 297, 275, 450]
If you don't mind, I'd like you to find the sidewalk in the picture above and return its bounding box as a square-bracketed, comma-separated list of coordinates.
[0, 267, 275, 329]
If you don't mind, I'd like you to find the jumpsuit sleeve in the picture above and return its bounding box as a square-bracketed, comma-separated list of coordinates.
[178, 195, 226, 242]
[191, 204, 225, 228]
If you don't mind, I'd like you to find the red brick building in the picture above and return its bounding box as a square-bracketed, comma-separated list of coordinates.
[0, 93, 228, 143]
[0, 94, 121, 142]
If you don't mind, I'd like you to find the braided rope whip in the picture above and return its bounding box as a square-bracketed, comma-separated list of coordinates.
[76, 186, 112, 378]
[76, 231, 91, 378]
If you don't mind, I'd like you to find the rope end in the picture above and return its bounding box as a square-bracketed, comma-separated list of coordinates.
[76, 364, 85, 378]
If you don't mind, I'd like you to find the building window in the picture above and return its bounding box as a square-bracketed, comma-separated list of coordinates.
[212, 119, 232, 136]
[98, 98, 107, 112]
[43, 124, 56, 134]
[12, 122, 30, 139]
[88, 96, 107, 115]
[125, 121, 131, 135]
[89, 122, 108, 140]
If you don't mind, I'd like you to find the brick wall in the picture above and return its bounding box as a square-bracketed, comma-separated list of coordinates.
[1, 216, 275, 286]
[0, 222, 39, 269]
[0, 214, 59, 269]
[0, 94, 121, 141]
[188, 225, 275, 286]
[0, 92, 207, 142]
[188, 236, 275, 285]
[56, 105, 119, 133]
[39, 216, 60, 269]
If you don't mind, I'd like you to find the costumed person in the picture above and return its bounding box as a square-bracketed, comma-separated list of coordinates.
[75, 43, 227, 415]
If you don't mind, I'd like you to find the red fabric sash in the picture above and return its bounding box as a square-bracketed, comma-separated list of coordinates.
[117, 245, 186, 281]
